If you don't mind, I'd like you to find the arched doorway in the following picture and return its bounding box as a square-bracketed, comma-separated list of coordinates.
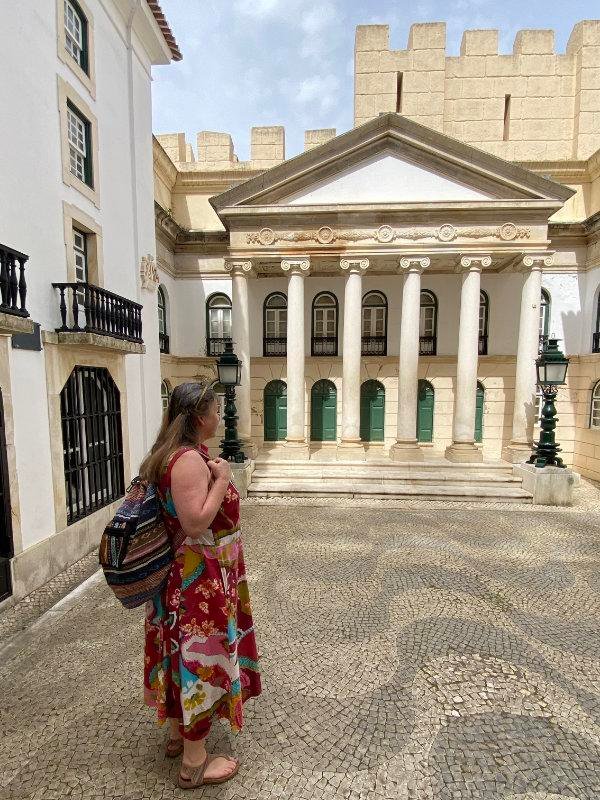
[0, 389, 12, 601]
[360, 380, 385, 442]
[310, 379, 337, 442]
[416, 380, 434, 443]
[475, 381, 485, 443]
[264, 380, 287, 441]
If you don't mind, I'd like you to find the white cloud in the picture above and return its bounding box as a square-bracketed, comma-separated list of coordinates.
[294, 74, 341, 113]
[233, 0, 283, 17]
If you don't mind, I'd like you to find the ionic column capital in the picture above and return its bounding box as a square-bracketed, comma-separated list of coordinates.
[398, 256, 430, 274]
[457, 254, 492, 273]
[340, 258, 369, 274]
[281, 258, 310, 276]
[520, 253, 554, 271]
[224, 259, 256, 278]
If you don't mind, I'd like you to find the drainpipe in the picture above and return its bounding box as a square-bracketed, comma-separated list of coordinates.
[125, 0, 149, 458]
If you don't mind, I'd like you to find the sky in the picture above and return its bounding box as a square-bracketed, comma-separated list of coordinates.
[151, 0, 600, 162]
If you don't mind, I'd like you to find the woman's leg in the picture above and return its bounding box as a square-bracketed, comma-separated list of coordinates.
[168, 718, 182, 740]
[181, 729, 238, 781]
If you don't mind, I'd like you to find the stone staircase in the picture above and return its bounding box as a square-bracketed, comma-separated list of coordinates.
[247, 457, 533, 503]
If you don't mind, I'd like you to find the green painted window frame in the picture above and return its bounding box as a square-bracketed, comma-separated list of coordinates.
[66, 100, 93, 187]
[416, 379, 435, 443]
[64, 0, 89, 75]
[360, 379, 385, 442]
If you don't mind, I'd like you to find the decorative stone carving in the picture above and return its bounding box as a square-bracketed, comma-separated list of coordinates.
[140, 254, 160, 290]
[459, 255, 492, 270]
[399, 256, 431, 272]
[340, 258, 369, 273]
[523, 253, 554, 268]
[245, 223, 531, 246]
[224, 259, 255, 277]
[281, 258, 310, 275]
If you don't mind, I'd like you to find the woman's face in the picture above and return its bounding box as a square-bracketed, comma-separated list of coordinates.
[197, 398, 221, 440]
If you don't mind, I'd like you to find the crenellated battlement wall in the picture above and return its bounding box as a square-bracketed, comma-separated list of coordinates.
[354, 20, 600, 161]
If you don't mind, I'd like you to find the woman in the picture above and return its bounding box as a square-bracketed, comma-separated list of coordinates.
[141, 381, 261, 789]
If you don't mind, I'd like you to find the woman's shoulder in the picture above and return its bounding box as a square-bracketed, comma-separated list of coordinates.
[162, 446, 206, 483]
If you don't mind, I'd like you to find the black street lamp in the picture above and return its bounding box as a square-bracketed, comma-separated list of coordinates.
[527, 337, 570, 468]
[216, 340, 246, 463]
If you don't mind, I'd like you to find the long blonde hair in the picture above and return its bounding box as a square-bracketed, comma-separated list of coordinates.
[139, 381, 216, 484]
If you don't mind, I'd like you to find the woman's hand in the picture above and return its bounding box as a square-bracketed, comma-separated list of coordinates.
[207, 457, 231, 483]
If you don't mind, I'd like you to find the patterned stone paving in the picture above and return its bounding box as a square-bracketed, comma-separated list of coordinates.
[1, 495, 600, 799]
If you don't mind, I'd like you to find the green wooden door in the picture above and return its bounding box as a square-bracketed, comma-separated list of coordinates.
[311, 380, 337, 441]
[475, 382, 484, 443]
[360, 381, 385, 442]
[264, 380, 287, 441]
[416, 380, 434, 443]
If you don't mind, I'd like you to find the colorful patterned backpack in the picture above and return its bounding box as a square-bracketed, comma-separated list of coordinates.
[99, 478, 172, 609]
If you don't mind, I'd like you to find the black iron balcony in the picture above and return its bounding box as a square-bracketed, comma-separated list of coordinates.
[52, 282, 143, 343]
[0, 244, 29, 318]
[419, 335, 437, 356]
[593, 332, 600, 354]
[478, 334, 488, 356]
[159, 332, 170, 354]
[207, 336, 232, 356]
[361, 335, 386, 356]
[312, 336, 337, 356]
[263, 336, 286, 357]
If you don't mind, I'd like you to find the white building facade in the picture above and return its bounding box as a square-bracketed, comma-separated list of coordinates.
[0, 0, 180, 605]
[154, 20, 600, 493]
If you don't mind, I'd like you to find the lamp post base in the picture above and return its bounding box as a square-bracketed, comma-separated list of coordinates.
[513, 463, 577, 506]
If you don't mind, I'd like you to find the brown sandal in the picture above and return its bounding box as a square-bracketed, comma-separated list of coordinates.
[166, 738, 184, 758]
[178, 753, 240, 789]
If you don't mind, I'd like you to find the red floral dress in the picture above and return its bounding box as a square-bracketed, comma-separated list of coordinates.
[144, 445, 261, 740]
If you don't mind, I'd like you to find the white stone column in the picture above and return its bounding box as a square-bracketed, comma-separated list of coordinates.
[503, 253, 553, 463]
[445, 255, 491, 463]
[390, 256, 430, 462]
[281, 258, 310, 458]
[224, 259, 256, 458]
[339, 258, 369, 458]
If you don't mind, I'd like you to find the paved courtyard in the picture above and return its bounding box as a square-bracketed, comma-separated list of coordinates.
[1, 497, 600, 800]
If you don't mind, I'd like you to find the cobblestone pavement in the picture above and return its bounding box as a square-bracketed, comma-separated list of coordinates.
[1, 499, 600, 799]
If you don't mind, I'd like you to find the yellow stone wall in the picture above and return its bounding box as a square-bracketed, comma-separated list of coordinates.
[354, 20, 600, 162]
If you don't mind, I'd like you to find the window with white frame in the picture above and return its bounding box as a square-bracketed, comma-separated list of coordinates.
[591, 381, 600, 429]
[64, 0, 88, 72]
[67, 102, 92, 186]
[73, 228, 88, 284]
[362, 291, 387, 338]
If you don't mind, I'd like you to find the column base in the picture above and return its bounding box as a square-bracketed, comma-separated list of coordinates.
[336, 440, 366, 461]
[502, 442, 534, 464]
[444, 442, 483, 463]
[390, 440, 424, 462]
[240, 439, 258, 460]
[278, 439, 310, 460]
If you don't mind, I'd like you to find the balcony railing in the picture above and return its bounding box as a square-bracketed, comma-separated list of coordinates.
[0, 244, 29, 318]
[207, 336, 232, 356]
[361, 335, 386, 356]
[312, 336, 337, 356]
[159, 332, 170, 354]
[478, 334, 488, 356]
[593, 332, 600, 354]
[419, 335, 437, 356]
[263, 336, 286, 357]
[52, 282, 143, 343]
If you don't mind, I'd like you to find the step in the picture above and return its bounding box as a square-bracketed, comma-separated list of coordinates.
[247, 481, 533, 503]
[253, 459, 514, 474]
[251, 469, 522, 485]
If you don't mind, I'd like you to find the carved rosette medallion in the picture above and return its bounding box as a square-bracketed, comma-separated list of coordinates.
[317, 226, 335, 244]
[376, 224, 394, 243]
[258, 227, 276, 246]
[437, 224, 457, 242]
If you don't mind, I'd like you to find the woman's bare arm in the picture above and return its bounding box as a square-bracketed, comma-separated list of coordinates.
[170, 450, 229, 538]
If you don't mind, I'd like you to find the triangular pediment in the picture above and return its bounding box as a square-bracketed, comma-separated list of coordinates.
[277, 150, 496, 205]
[210, 113, 573, 215]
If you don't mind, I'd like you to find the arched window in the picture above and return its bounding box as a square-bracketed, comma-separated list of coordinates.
[158, 286, 169, 354]
[479, 290, 489, 355]
[160, 380, 170, 412]
[593, 290, 600, 353]
[419, 290, 437, 356]
[263, 292, 287, 356]
[539, 289, 551, 352]
[206, 293, 232, 356]
[361, 291, 387, 356]
[64, 0, 89, 74]
[60, 366, 124, 524]
[311, 292, 338, 356]
[591, 381, 600, 429]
